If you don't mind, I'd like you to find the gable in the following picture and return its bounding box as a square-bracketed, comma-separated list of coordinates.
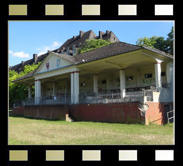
[36, 53, 73, 74]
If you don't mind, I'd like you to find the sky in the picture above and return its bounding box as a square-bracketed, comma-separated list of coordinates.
[9, 21, 174, 67]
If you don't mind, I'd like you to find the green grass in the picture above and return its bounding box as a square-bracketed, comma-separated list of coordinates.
[8, 116, 174, 145]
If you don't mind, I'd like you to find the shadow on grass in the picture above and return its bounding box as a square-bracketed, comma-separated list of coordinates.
[9, 111, 24, 118]
[9, 112, 62, 122]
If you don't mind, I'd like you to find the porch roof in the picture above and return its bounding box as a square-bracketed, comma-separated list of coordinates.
[12, 70, 35, 82]
[74, 42, 142, 64]
[74, 42, 173, 64]
[12, 42, 173, 83]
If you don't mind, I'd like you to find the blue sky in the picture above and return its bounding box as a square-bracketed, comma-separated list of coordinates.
[9, 21, 174, 66]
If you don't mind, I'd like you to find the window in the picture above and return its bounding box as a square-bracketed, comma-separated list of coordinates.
[81, 83, 86, 87]
[126, 76, 133, 81]
[72, 45, 76, 55]
[59, 86, 65, 89]
[145, 73, 152, 78]
[161, 71, 166, 76]
[101, 80, 107, 84]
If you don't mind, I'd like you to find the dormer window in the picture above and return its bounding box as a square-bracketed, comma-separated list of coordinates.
[66, 48, 70, 55]
[78, 42, 81, 47]
[72, 45, 76, 55]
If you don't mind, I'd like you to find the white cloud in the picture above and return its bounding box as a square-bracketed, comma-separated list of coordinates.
[52, 41, 60, 47]
[37, 51, 46, 56]
[36, 41, 62, 56]
[12, 51, 29, 58]
[9, 50, 13, 54]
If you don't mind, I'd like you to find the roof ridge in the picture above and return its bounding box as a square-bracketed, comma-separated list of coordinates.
[88, 29, 96, 39]
[52, 52, 75, 63]
[142, 44, 173, 58]
[119, 41, 142, 48]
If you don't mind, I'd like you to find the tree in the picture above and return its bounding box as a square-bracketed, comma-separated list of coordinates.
[165, 27, 173, 54]
[136, 27, 173, 55]
[9, 62, 41, 107]
[77, 39, 113, 54]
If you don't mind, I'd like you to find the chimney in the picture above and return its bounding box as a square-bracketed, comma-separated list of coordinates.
[99, 31, 103, 39]
[79, 31, 84, 38]
[106, 30, 110, 35]
[33, 54, 38, 63]
[21, 61, 24, 66]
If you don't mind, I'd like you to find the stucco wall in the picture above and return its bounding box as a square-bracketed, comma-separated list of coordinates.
[38, 54, 72, 74]
[40, 63, 168, 95]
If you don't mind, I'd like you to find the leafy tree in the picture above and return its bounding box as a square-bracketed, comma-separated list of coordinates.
[9, 62, 41, 107]
[77, 39, 113, 54]
[165, 27, 173, 54]
[136, 36, 157, 47]
[136, 26, 173, 55]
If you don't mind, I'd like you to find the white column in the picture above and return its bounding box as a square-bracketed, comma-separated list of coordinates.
[166, 62, 173, 102]
[37, 80, 41, 104]
[70, 72, 74, 104]
[93, 74, 98, 94]
[74, 71, 79, 104]
[119, 69, 126, 98]
[28, 86, 32, 98]
[155, 61, 162, 89]
[166, 62, 173, 85]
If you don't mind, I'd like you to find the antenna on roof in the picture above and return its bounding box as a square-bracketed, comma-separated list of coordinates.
[79, 31, 84, 38]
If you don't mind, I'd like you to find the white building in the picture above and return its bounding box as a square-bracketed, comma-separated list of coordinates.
[12, 30, 174, 124]
[13, 42, 173, 104]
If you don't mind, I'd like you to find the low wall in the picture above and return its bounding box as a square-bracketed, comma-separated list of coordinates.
[69, 103, 144, 124]
[12, 102, 171, 125]
[12, 106, 25, 116]
[146, 102, 165, 125]
[24, 105, 69, 120]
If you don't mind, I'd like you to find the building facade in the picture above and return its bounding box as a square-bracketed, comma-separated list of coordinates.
[12, 30, 174, 125]
[10, 30, 119, 73]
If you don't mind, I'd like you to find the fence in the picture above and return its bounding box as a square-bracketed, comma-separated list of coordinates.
[13, 90, 154, 107]
[79, 90, 153, 104]
[167, 110, 174, 123]
[24, 94, 71, 106]
[13, 100, 25, 107]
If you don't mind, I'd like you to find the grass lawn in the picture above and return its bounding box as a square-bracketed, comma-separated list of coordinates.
[8, 116, 174, 145]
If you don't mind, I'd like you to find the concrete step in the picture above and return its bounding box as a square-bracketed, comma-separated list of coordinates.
[66, 114, 74, 122]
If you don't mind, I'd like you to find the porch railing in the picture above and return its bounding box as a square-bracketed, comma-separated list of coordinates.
[24, 94, 71, 106]
[13, 90, 154, 107]
[13, 100, 25, 107]
[79, 90, 153, 104]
